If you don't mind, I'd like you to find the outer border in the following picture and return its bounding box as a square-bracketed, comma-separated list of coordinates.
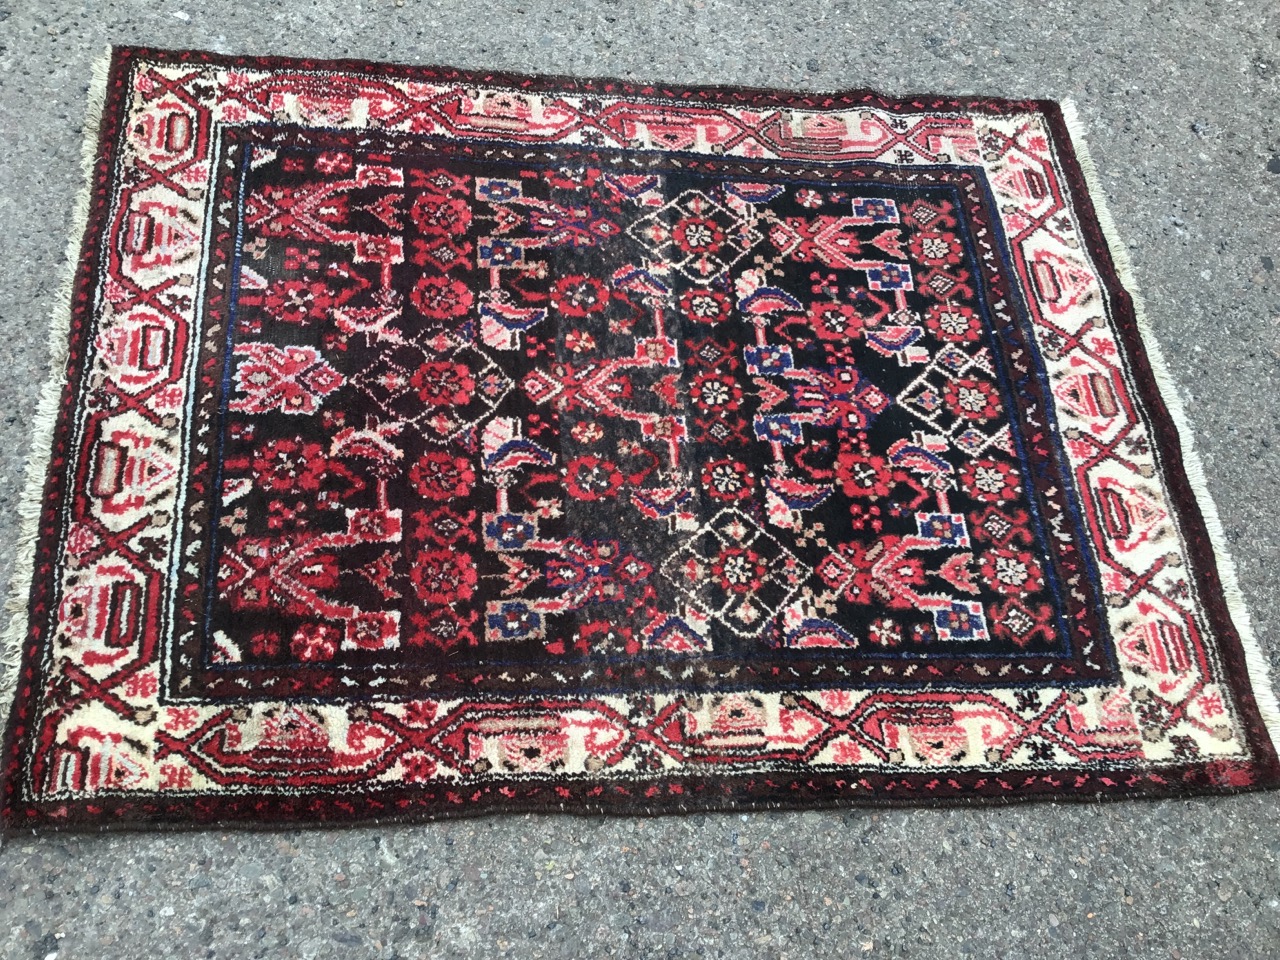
[1056, 100, 1280, 756]
[0, 50, 113, 744]
[2, 47, 1277, 832]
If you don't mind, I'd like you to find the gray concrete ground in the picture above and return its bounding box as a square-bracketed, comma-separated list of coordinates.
[1, 1, 1279, 957]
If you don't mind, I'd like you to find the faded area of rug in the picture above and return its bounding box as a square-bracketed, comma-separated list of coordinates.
[4, 47, 1278, 829]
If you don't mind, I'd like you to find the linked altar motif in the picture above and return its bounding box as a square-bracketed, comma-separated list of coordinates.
[3, 48, 1277, 828]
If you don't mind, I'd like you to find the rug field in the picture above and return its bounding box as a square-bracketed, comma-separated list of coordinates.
[3, 47, 1277, 829]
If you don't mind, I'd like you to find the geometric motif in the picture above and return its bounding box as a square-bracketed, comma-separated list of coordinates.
[3, 48, 1277, 829]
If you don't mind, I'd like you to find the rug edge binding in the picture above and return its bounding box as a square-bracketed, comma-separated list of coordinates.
[1057, 98, 1280, 758]
[0, 49, 115, 747]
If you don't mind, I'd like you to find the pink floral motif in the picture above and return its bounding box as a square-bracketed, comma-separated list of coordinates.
[231, 342, 343, 415]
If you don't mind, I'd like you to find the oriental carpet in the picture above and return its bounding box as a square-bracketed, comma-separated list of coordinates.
[3, 47, 1278, 829]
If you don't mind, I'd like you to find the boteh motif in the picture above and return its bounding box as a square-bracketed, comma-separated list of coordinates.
[2, 48, 1276, 828]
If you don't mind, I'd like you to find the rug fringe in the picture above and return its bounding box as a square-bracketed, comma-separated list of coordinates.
[1058, 98, 1280, 755]
[0, 49, 115, 743]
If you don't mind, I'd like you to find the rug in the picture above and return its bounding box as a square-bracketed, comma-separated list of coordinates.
[3, 47, 1277, 830]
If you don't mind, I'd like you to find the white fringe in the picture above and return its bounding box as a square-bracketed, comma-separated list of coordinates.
[1059, 98, 1280, 755]
[0, 50, 114, 735]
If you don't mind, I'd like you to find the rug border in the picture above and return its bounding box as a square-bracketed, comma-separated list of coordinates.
[1036, 99, 1280, 785]
[0, 49, 113, 759]
[3, 47, 1278, 834]
[1055, 100, 1280, 756]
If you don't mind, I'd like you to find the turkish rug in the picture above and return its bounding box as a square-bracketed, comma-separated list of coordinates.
[3, 47, 1278, 830]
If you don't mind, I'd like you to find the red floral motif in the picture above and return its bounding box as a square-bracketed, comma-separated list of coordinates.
[990, 598, 1055, 648]
[545, 539, 653, 605]
[544, 166, 601, 190]
[345, 612, 400, 650]
[672, 215, 724, 253]
[400, 753, 438, 782]
[564, 455, 623, 500]
[923, 303, 982, 342]
[410, 549, 478, 603]
[233, 438, 328, 493]
[969, 505, 1035, 547]
[917, 265, 975, 303]
[702, 459, 754, 501]
[909, 230, 964, 266]
[570, 620, 640, 656]
[710, 546, 769, 594]
[570, 421, 604, 443]
[551, 275, 609, 316]
[250, 631, 281, 657]
[247, 184, 350, 238]
[678, 288, 731, 324]
[290, 623, 339, 661]
[902, 197, 958, 231]
[411, 193, 471, 236]
[408, 609, 477, 651]
[834, 445, 897, 499]
[221, 539, 342, 614]
[564, 330, 596, 354]
[959, 458, 1022, 502]
[314, 151, 352, 174]
[868, 617, 903, 648]
[404, 701, 438, 725]
[412, 506, 477, 547]
[690, 371, 743, 412]
[944, 377, 1003, 421]
[979, 548, 1044, 595]
[410, 360, 475, 406]
[263, 278, 335, 325]
[817, 538, 926, 609]
[795, 188, 822, 208]
[410, 452, 475, 500]
[495, 729, 569, 773]
[809, 301, 866, 340]
[410, 275, 473, 320]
